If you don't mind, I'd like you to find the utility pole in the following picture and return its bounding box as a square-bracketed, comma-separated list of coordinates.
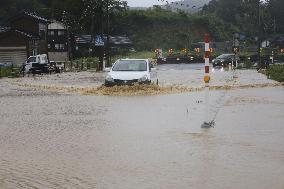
[98, 0, 104, 71]
[90, 15, 95, 57]
[273, 16, 276, 34]
[106, 0, 110, 67]
[257, 0, 262, 69]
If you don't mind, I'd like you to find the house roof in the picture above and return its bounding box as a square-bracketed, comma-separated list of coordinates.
[8, 11, 49, 24]
[0, 26, 10, 33]
[75, 35, 132, 46]
[14, 29, 38, 39]
[48, 20, 66, 30]
[0, 27, 40, 39]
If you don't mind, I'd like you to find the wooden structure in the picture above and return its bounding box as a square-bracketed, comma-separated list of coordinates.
[0, 12, 49, 66]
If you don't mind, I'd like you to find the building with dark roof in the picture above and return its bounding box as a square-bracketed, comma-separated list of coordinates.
[75, 35, 132, 47]
[0, 12, 49, 65]
[74, 34, 132, 57]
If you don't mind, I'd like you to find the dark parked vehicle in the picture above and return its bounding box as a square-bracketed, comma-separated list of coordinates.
[212, 54, 240, 67]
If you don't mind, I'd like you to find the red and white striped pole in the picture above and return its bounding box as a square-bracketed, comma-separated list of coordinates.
[202, 34, 211, 128]
[204, 34, 210, 85]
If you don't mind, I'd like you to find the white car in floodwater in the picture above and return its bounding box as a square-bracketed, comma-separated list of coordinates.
[104, 59, 158, 86]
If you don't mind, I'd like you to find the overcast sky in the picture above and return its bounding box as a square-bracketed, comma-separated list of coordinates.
[126, 0, 165, 7]
[126, 0, 265, 7]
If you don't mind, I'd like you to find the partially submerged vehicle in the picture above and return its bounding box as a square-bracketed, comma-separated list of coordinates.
[212, 54, 240, 67]
[24, 54, 49, 74]
[104, 59, 158, 86]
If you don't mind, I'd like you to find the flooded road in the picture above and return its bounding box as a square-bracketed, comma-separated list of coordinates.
[0, 64, 284, 189]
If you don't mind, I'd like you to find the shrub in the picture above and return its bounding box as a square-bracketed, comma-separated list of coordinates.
[66, 57, 100, 71]
[0, 66, 13, 78]
[267, 64, 284, 82]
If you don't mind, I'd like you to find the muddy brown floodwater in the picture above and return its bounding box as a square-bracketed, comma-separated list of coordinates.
[0, 64, 284, 189]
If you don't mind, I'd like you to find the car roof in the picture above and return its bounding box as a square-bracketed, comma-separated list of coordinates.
[119, 59, 148, 61]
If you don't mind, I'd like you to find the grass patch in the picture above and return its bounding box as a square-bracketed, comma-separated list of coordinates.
[0, 66, 20, 78]
[65, 57, 100, 71]
[267, 64, 284, 82]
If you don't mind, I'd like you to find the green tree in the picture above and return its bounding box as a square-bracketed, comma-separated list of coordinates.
[267, 0, 284, 33]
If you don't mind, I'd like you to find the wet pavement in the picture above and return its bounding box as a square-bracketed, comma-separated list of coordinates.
[0, 64, 284, 189]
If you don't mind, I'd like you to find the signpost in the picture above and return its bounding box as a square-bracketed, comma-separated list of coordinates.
[232, 33, 240, 69]
[201, 34, 212, 129]
[95, 35, 104, 46]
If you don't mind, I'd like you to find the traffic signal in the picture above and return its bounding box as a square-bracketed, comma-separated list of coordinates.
[194, 48, 200, 53]
[232, 47, 239, 53]
[181, 48, 187, 53]
[155, 49, 159, 58]
[168, 48, 173, 55]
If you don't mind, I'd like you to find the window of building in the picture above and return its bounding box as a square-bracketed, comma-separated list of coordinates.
[58, 31, 65, 36]
[40, 30, 46, 39]
[55, 44, 60, 50]
[48, 30, 54, 36]
[59, 44, 65, 50]
[54, 44, 65, 50]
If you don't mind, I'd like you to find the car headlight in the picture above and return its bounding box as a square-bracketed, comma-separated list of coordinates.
[138, 75, 148, 82]
[105, 75, 114, 82]
[220, 60, 224, 63]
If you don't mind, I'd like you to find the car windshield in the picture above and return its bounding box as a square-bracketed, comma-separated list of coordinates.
[112, 60, 147, 71]
[27, 57, 36, 63]
[217, 54, 233, 59]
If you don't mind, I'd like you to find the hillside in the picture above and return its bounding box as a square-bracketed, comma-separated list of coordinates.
[161, 0, 211, 13]
[112, 8, 231, 50]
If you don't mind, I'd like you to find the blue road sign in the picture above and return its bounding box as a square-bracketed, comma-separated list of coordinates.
[95, 35, 104, 46]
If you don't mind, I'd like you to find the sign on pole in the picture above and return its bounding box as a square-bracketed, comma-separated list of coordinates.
[95, 35, 104, 46]
[201, 34, 213, 129]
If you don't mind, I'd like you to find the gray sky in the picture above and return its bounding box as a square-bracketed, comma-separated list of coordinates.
[126, 0, 264, 7]
[126, 0, 165, 7]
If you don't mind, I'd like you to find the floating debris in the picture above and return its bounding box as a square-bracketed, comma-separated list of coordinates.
[201, 120, 215, 128]
[81, 85, 203, 96]
[9, 80, 284, 96]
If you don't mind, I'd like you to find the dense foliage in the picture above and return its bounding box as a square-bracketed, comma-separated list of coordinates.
[111, 7, 232, 50]
[203, 0, 284, 36]
[0, 0, 283, 50]
[267, 64, 284, 82]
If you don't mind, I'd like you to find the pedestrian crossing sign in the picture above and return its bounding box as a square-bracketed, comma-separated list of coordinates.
[95, 35, 104, 46]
